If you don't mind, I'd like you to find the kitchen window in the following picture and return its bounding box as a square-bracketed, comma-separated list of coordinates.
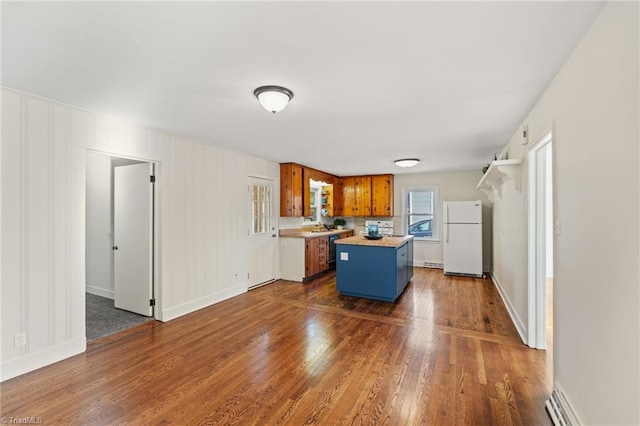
[304, 179, 330, 224]
[303, 186, 320, 223]
[404, 186, 439, 240]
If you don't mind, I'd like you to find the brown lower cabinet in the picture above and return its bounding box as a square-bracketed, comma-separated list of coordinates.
[305, 235, 328, 278]
[304, 231, 354, 280]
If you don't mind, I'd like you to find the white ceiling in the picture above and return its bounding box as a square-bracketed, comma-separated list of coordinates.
[2, 1, 604, 176]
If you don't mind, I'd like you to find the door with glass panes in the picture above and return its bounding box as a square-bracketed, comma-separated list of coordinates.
[248, 177, 276, 288]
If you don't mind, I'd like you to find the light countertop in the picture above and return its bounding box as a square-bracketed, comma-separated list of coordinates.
[279, 228, 354, 239]
[335, 235, 414, 248]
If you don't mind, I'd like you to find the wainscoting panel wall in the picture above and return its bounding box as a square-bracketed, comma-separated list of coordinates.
[1, 87, 278, 380]
[1, 91, 87, 380]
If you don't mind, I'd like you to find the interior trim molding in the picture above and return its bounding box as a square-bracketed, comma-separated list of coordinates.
[526, 130, 553, 349]
[86, 286, 115, 300]
[0, 337, 86, 382]
[490, 272, 527, 344]
[159, 284, 247, 322]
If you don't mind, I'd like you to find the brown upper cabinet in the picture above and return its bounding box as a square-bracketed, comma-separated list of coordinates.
[333, 179, 344, 216]
[354, 176, 372, 216]
[339, 176, 355, 216]
[280, 163, 304, 217]
[336, 174, 391, 217]
[280, 163, 394, 218]
[371, 174, 394, 217]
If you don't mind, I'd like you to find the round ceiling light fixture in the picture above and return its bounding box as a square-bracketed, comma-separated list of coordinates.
[254, 85, 294, 113]
[394, 158, 420, 168]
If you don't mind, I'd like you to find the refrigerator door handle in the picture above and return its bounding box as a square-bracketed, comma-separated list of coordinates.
[443, 203, 448, 242]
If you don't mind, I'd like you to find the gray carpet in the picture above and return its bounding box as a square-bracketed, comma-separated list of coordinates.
[86, 293, 153, 342]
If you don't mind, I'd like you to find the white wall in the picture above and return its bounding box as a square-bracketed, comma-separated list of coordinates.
[1, 87, 279, 381]
[491, 2, 639, 424]
[393, 170, 492, 269]
[85, 152, 114, 298]
[2, 92, 87, 380]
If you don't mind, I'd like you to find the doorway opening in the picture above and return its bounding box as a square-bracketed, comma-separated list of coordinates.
[527, 132, 554, 365]
[85, 151, 157, 341]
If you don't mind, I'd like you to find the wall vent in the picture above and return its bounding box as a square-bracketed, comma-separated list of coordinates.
[421, 261, 443, 269]
[546, 388, 580, 426]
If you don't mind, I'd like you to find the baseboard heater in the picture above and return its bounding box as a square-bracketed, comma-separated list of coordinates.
[248, 279, 276, 291]
[419, 261, 443, 269]
[417, 261, 485, 278]
[546, 388, 580, 426]
[443, 272, 485, 278]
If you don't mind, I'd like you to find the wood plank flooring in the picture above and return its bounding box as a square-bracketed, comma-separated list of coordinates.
[0, 268, 552, 425]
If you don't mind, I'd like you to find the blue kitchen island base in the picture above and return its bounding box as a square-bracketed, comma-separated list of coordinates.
[335, 236, 414, 302]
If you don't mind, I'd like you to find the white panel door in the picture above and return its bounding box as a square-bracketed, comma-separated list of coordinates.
[114, 163, 153, 316]
[248, 177, 276, 288]
[443, 223, 483, 276]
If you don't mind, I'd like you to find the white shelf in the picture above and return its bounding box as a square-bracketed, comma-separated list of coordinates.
[477, 159, 523, 201]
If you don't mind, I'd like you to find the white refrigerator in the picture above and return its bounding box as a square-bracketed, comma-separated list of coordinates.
[443, 200, 483, 277]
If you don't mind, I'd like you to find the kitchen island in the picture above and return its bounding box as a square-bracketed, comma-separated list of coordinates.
[335, 235, 414, 302]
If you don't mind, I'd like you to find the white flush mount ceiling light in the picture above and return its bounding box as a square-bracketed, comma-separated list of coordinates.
[394, 158, 420, 168]
[254, 85, 294, 113]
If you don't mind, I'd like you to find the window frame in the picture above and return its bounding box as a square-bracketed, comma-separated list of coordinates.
[250, 182, 273, 235]
[302, 186, 322, 224]
[402, 185, 440, 242]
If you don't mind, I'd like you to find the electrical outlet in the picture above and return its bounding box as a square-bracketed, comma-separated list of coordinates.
[14, 333, 26, 348]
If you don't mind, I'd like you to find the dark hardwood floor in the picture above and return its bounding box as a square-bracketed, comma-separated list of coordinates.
[0, 268, 552, 425]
